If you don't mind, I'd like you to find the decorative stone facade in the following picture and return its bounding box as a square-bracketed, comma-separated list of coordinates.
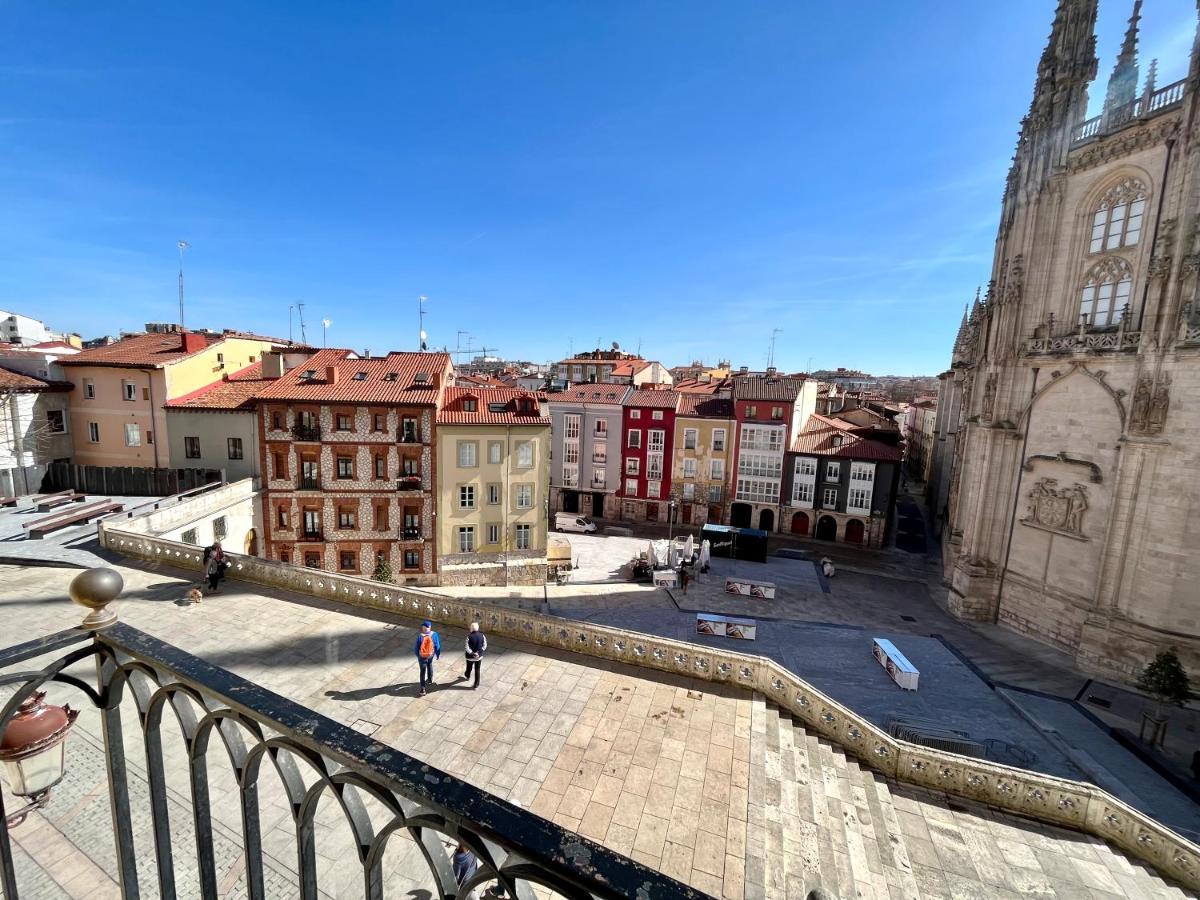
[942, 1, 1200, 682]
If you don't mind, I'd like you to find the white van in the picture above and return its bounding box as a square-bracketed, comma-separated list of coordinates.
[555, 512, 597, 534]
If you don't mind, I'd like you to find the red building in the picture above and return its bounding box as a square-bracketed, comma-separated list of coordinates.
[617, 390, 680, 523]
[255, 348, 453, 584]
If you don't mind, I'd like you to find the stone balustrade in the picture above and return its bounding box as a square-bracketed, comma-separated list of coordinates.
[97, 519, 1200, 891]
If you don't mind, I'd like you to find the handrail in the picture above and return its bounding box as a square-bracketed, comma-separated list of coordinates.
[98, 521, 1200, 891]
[1071, 78, 1187, 145]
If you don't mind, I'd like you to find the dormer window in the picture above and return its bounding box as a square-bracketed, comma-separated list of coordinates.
[488, 402, 507, 413]
[301, 370, 317, 380]
[352, 371, 368, 381]
[414, 372, 430, 384]
[383, 372, 399, 382]
[462, 398, 478, 412]
[1089, 178, 1147, 253]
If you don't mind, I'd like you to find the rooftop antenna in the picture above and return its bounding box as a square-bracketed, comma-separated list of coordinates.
[419, 295, 428, 351]
[297, 303, 307, 345]
[288, 304, 294, 342]
[177, 241, 191, 327]
[456, 330, 469, 355]
[322, 318, 331, 348]
[767, 328, 782, 369]
[569, 338, 574, 357]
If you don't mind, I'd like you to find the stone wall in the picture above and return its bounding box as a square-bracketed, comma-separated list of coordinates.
[97, 519, 1200, 891]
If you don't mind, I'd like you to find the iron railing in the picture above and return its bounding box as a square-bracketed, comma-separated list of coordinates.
[397, 476, 422, 492]
[298, 475, 321, 490]
[293, 423, 322, 442]
[0, 618, 704, 900]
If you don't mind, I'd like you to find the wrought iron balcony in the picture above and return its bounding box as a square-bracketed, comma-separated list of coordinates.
[1022, 308, 1140, 356]
[398, 427, 421, 444]
[300, 529, 323, 541]
[297, 475, 321, 490]
[401, 526, 422, 541]
[292, 422, 321, 442]
[0, 579, 697, 900]
[397, 476, 422, 492]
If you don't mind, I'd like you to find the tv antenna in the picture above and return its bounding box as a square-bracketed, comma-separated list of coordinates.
[767, 328, 783, 369]
[419, 295, 428, 351]
[177, 241, 191, 327]
[297, 303, 308, 345]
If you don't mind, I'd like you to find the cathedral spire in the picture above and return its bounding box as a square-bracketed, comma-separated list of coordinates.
[1104, 0, 1142, 112]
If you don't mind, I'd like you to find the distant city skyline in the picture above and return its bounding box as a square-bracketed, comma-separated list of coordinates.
[2, 1, 1195, 375]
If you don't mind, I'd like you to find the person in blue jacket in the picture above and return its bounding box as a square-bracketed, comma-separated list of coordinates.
[414, 620, 441, 696]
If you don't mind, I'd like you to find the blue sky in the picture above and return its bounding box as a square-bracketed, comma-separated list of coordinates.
[2, 2, 1195, 375]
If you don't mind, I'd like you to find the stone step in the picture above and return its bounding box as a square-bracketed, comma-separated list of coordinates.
[854, 765, 921, 900]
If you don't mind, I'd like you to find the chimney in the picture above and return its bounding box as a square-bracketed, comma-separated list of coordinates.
[261, 351, 284, 379]
[739, 366, 749, 374]
[766, 366, 777, 376]
[326, 366, 340, 384]
[182, 332, 206, 353]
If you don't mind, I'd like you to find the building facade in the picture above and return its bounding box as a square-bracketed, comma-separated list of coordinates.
[59, 330, 277, 468]
[943, 0, 1200, 681]
[435, 388, 550, 586]
[554, 350, 671, 386]
[616, 390, 679, 523]
[0, 309, 80, 348]
[0, 366, 73, 497]
[256, 350, 452, 585]
[728, 372, 817, 532]
[672, 395, 734, 526]
[547, 383, 631, 519]
[903, 398, 938, 483]
[783, 414, 901, 547]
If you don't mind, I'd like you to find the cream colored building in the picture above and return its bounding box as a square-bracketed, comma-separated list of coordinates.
[672, 395, 735, 525]
[943, 0, 1200, 682]
[60, 329, 279, 468]
[435, 388, 550, 586]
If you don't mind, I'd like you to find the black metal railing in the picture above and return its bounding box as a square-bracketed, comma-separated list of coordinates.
[398, 428, 420, 444]
[0, 619, 704, 900]
[292, 423, 321, 442]
[298, 476, 321, 490]
[402, 527, 421, 541]
[397, 476, 422, 492]
[300, 529, 323, 541]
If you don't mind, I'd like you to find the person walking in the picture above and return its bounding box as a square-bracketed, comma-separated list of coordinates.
[203, 541, 226, 593]
[462, 622, 487, 689]
[452, 842, 478, 900]
[414, 620, 441, 696]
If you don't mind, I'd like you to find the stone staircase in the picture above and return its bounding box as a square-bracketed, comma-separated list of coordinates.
[747, 695, 1190, 899]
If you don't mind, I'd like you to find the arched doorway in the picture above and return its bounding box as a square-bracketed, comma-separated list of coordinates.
[758, 509, 775, 532]
[816, 515, 838, 541]
[730, 502, 752, 528]
[244, 527, 258, 556]
[791, 512, 809, 535]
[845, 519, 865, 545]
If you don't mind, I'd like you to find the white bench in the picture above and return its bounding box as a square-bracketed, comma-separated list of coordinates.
[873, 637, 919, 691]
[696, 613, 757, 641]
[724, 577, 776, 599]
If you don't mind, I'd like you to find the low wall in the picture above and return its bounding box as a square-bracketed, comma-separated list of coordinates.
[98, 520, 1200, 891]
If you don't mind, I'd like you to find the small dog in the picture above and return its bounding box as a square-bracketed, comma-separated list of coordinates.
[187, 587, 204, 605]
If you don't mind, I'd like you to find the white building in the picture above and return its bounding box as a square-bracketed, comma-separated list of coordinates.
[0, 365, 74, 497]
[0, 310, 77, 347]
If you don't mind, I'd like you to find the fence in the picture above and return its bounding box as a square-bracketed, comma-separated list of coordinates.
[98, 521, 1200, 891]
[41, 463, 222, 497]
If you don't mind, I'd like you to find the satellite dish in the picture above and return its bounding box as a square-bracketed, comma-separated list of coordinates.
[612, 341, 620, 350]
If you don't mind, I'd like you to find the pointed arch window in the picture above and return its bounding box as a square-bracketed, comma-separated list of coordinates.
[1079, 257, 1132, 329]
[1089, 178, 1147, 253]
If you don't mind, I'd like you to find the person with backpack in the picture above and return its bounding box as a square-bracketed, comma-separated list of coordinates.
[414, 620, 441, 696]
[462, 622, 487, 689]
[202, 541, 227, 592]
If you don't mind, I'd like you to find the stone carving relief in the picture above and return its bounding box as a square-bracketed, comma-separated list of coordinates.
[1021, 478, 1090, 540]
[1005, 255, 1024, 305]
[1149, 218, 1176, 279]
[1068, 119, 1179, 173]
[1129, 373, 1171, 435]
[981, 373, 997, 422]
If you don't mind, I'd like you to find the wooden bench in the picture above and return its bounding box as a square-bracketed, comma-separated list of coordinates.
[24, 500, 125, 539]
[35, 492, 86, 512]
[0, 496, 18, 508]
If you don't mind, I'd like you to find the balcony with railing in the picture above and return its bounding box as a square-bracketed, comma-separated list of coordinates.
[292, 422, 321, 442]
[397, 424, 421, 444]
[1071, 78, 1187, 146]
[297, 474, 321, 490]
[396, 475, 422, 492]
[1022, 307, 1140, 356]
[401, 525, 422, 541]
[0, 572, 696, 900]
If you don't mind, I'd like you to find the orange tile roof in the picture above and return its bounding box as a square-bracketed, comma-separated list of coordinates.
[673, 377, 729, 395]
[627, 389, 679, 410]
[549, 383, 632, 406]
[677, 395, 734, 418]
[164, 362, 270, 411]
[254, 349, 451, 405]
[437, 388, 549, 425]
[59, 331, 224, 368]
[732, 374, 809, 401]
[0, 366, 73, 393]
[790, 414, 901, 461]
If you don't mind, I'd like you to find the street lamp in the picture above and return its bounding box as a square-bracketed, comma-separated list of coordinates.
[0, 691, 78, 827]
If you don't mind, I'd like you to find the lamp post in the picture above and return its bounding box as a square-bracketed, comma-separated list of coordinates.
[0, 692, 78, 828]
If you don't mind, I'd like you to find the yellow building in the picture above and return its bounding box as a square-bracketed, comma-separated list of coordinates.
[60, 330, 280, 468]
[435, 387, 550, 586]
[672, 395, 735, 526]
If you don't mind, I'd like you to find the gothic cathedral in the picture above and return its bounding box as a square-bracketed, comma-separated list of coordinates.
[942, 0, 1200, 682]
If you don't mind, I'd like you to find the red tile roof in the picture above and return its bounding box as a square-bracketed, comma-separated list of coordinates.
[164, 362, 270, 411]
[611, 359, 652, 377]
[549, 383, 632, 406]
[254, 349, 452, 404]
[437, 388, 549, 425]
[673, 377, 729, 395]
[30, 340, 77, 351]
[627, 389, 679, 410]
[790, 414, 902, 461]
[732, 374, 808, 402]
[59, 331, 225, 368]
[0, 366, 73, 393]
[677, 395, 734, 418]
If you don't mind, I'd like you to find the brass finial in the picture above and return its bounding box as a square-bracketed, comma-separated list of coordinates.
[69, 568, 123, 629]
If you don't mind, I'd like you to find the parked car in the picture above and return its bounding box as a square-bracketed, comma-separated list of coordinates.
[555, 513, 597, 534]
